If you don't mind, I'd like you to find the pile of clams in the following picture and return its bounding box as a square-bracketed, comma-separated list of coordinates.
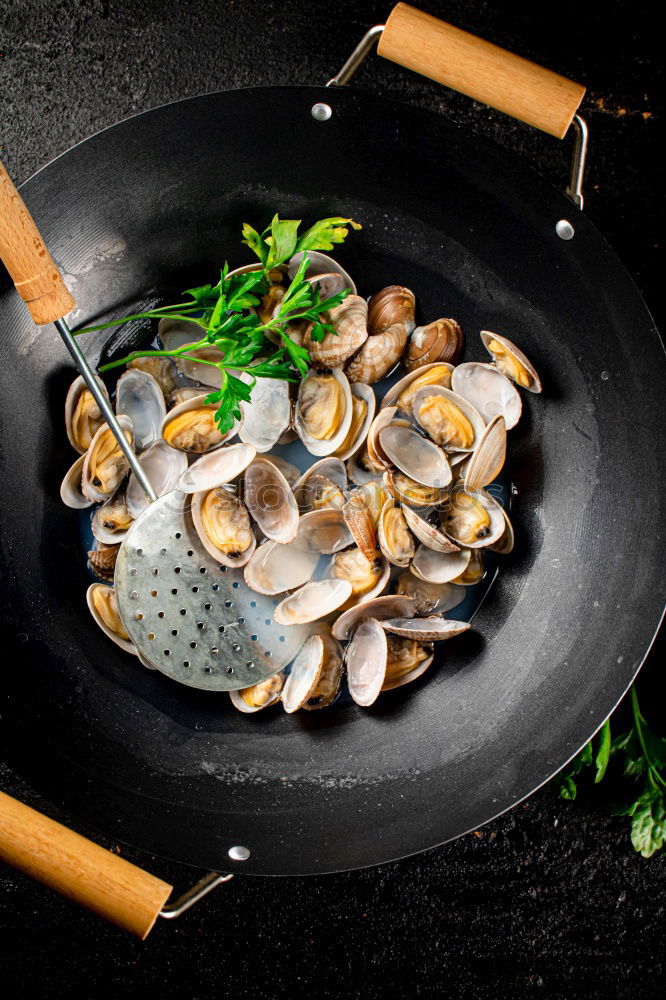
[62, 248, 541, 710]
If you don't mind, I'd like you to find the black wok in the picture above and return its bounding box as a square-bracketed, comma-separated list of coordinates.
[0, 5, 663, 936]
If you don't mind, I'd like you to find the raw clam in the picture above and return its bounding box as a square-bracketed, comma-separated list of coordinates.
[81, 415, 134, 503]
[367, 285, 416, 335]
[191, 488, 256, 567]
[377, 498, 415, 567]
[91, 490, 133, 543]
[229, 672, 285, 713]
[345, 618, 388, 707]
[463, 415, 507, 492]
[294, 369, 353, 456]
[411, 385, 485, 453]
[383, 637, 434, 691]
[365, 406, 397, 470]
[410, 544, 470, 584]
[352, 479, 389, 524]
[304, 295, 368, 368]
[404, 318, 464, 370]
[161, 393, 233, 454]
[395, 571, 466, 615]
[441, 489, 505, 548]
[481, 331, 542, 393]
[378, 424, 452, 489]
[302, 627, 344, 710]
[65, 375, 109, 454]
[176, 443, 256, 494]
[281, 635, 326, 714]
[168, 386, 206, 407]
[238, 376, 291, 453]
[333, 383, 376, 462]
[244, 456, 299, 543]
[274, 578, 353, 625]
[451, 362, 522, 430]
[126, 439, 188, 519]
[116, 369, 166, 451]
[60, 454, 91, 509]
[381, 362, 455, 414]
[86, 583, 136, 655]
[332, 594, 416, 641]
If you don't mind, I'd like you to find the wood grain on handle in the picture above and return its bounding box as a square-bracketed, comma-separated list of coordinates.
[0, 790, 172, 938]
[378, 4, 585, 138]
[0, 160, 75, 324]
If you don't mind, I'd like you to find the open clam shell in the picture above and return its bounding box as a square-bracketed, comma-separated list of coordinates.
[126, 439, 188, 519]
[191, 488, 256, 568]
[333, 383, 376, 462]
[481, 331, 542, 393]
[115, 369, 166, 451]
[158, 318, 221, 387]
[274, 578, 353, 625]
[463, 415, 507, 492]
[380, 616, 471, 641]
[332, 594, 416, 641]
[161, 393, 238, 454]
[383, 469, 448, 508]
[244, 456, 299, 543]
[452, 549, 485, 585]
[394, 571, 466, 615]
[451, 362, 522, 430]
[176, 443, 256, 494]
[441, 488, 506, 549]
[60, 454, 91, 509]
[411, 384, 485, 454]
[410, 544, 471, 584]
[86, 583, 136, 656]
[380, 362, 455, 414]
[292, 457, 348, 513]
[365, 406, 397, 470]
[377, 498, 415, 568]
[302, 626, 345, 711]
[244, 538, 320, 596]
[294, 368, 353, 457]
[295, 507, 354, 555]
[288, 250, 356, 294]
[128, 356, 177, 396]
[346, 618, 388, 707]
[91, 489, 133, 543]
[382, 637, 434, 692]
[81, 415, 134, 504]
[487, 504, 515, 554]
[65, 374, 110, 454]
[238, 376, 291, 453]
[401, 504, 459, 554]
[328, 548, 390, 606]
[281, 635, 326, 714]
[229, 672, 285, 714]
[379, 423, 452, 489]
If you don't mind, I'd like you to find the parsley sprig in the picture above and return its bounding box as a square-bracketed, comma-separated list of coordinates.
[557, 686, 665, 857]
[76, 215, 360, 432]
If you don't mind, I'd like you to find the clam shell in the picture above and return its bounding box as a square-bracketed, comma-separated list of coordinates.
[304, 295, 368, 368]
[288, 250, 356, 294]
[382, 641, 434, 692]
[328, 549, 390, 607]
[452, 549, 485, 585]
[274, 578, 353, 625]
[487, 504, 515, 554]
[295, 368, 353, 457]
[383, 469, 448, 508]
[87, 543, 120, 583]
[238, 376, 291, 453]
[380, 362, 455, 413]
[158, 316, 205, 351]
[91, 490, 133, 543]
[263, 455, 301, 487]
[115, 369, 166, 451]
[346, 618, 388, 707]
[81, 415, 134, 504]
[332, 594, 416, 641]
[60, 454, 91, 509]
[346, 447, 384, 485]
[451, 362, 522, 430]
[342, 493, 378, 561]
[378, 424, 452, 489]
[410, 544, 471, 584]
[377, 498, 415, 568]
[176, 443, 256, 494]
[411, 384, 485, 454]
[191, 489, 256, 568]
[366, 406, 398, 470]
[333, 383, 376, 462]
[381, 617, 471, 642]
[65, 374, 110, 454]
[395, 571, 466, 615]
[244, 456, 299, 543]
[168, 386, 205, 407]
[464, 415, 507, 492]
[404, 318, 464, 370]
[345, 323, 407, 384]
[481, 331, 542, 393]
[244, 538, 320, 596]
[294, 508, 353, 554]
[86, 583, 137, 656]
[281, 635, 326, 713]
[126, 439, 188, 519]
[401, 504, 459, 553]
[441, 488, 506, 549]
[161, 393, 238, 454]
[229, 672, 285, 713]
[158, 318, 221, 387]
[367, 285, 416, 335]
[302, 626, 344, 710]
[292, 457, 348, 512]
[128, 356, 177, 396]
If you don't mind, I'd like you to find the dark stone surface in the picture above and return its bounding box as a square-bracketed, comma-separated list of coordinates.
[0, 1, 663, 996]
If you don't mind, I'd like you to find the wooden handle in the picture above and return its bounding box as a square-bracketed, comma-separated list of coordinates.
[378, 4, 585, 138]
[0, 160, 75, 324]
[0, 790, 172, 938]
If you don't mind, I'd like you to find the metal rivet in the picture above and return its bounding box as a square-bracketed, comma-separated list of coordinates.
[311, 102, 332, 122]
[228, 845, 250, 861]
[556, 219, 575, 240]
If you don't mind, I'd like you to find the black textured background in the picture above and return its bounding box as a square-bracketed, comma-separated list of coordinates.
[0, 1, 663, 997]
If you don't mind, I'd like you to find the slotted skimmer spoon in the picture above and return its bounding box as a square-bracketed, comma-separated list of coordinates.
[0, 160, 307, 689]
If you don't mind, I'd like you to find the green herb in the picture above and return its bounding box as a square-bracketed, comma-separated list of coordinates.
[557, 686, 665, 857]
[76, 215, 360, 432]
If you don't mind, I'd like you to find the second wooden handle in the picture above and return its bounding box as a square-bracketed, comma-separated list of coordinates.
[378, 4, 585, 138]
[0, 790, 172, 938]
[0, 160, 75, 325]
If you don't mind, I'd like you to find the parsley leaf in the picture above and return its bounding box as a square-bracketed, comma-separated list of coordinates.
[296, 216, 362, 254]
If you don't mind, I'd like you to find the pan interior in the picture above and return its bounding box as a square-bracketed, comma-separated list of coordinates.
[1, 86, 663, 875]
